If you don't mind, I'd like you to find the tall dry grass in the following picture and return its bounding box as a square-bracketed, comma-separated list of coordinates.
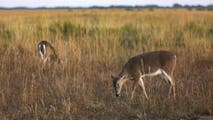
[0, 9, 212, 119]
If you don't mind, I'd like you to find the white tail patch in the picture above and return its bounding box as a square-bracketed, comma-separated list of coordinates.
[38, 40, 63, 67]
[39, 44, 44, 60]
[39, 44, 46, 60]
[42, 44, 46, 55]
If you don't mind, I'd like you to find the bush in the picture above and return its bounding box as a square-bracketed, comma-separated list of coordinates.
[36, 25, 43, 38]
[184, 21, 204, 38]
[119, 24, 140, 49]
[0, 24, 13, 40]
[174, 29, 185, 47]
[49, 21, 62, 35]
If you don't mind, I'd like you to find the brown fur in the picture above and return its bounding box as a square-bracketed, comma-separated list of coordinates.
[112, 50, 176, 99]
[38, 40, 62, 65]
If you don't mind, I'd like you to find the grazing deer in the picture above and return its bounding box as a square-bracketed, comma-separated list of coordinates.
[38, 40, 63, 66]
[111, 50, 176, 99]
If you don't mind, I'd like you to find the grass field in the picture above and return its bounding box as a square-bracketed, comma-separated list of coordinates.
[0, 9, 212, 119]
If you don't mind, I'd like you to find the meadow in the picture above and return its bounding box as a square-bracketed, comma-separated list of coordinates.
[0, 9, 212, 119]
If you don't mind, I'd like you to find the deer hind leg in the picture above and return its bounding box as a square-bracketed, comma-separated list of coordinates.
[160, 70, 175, 98]
[139, 77, 149, 99]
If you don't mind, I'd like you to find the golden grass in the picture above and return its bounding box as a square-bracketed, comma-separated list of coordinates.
[0, 9, 212, 119]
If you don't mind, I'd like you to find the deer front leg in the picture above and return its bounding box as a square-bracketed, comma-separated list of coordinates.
[131, 81, 137, 100]
[139, 77, 149, 100]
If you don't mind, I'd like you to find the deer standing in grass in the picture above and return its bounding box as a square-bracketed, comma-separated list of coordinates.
[111, 51, 176, 99]
[38, 40, 63, 66]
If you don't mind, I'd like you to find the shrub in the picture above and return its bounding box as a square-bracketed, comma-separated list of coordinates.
[119, 24, 140, 49]
[49, 21, 62, 35]
[0, 24, 13, 40]
[184, 21, 204, 38]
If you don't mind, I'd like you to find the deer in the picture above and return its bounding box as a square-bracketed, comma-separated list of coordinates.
[111, 50, 176, 100]
[38, 40, 63, 66]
